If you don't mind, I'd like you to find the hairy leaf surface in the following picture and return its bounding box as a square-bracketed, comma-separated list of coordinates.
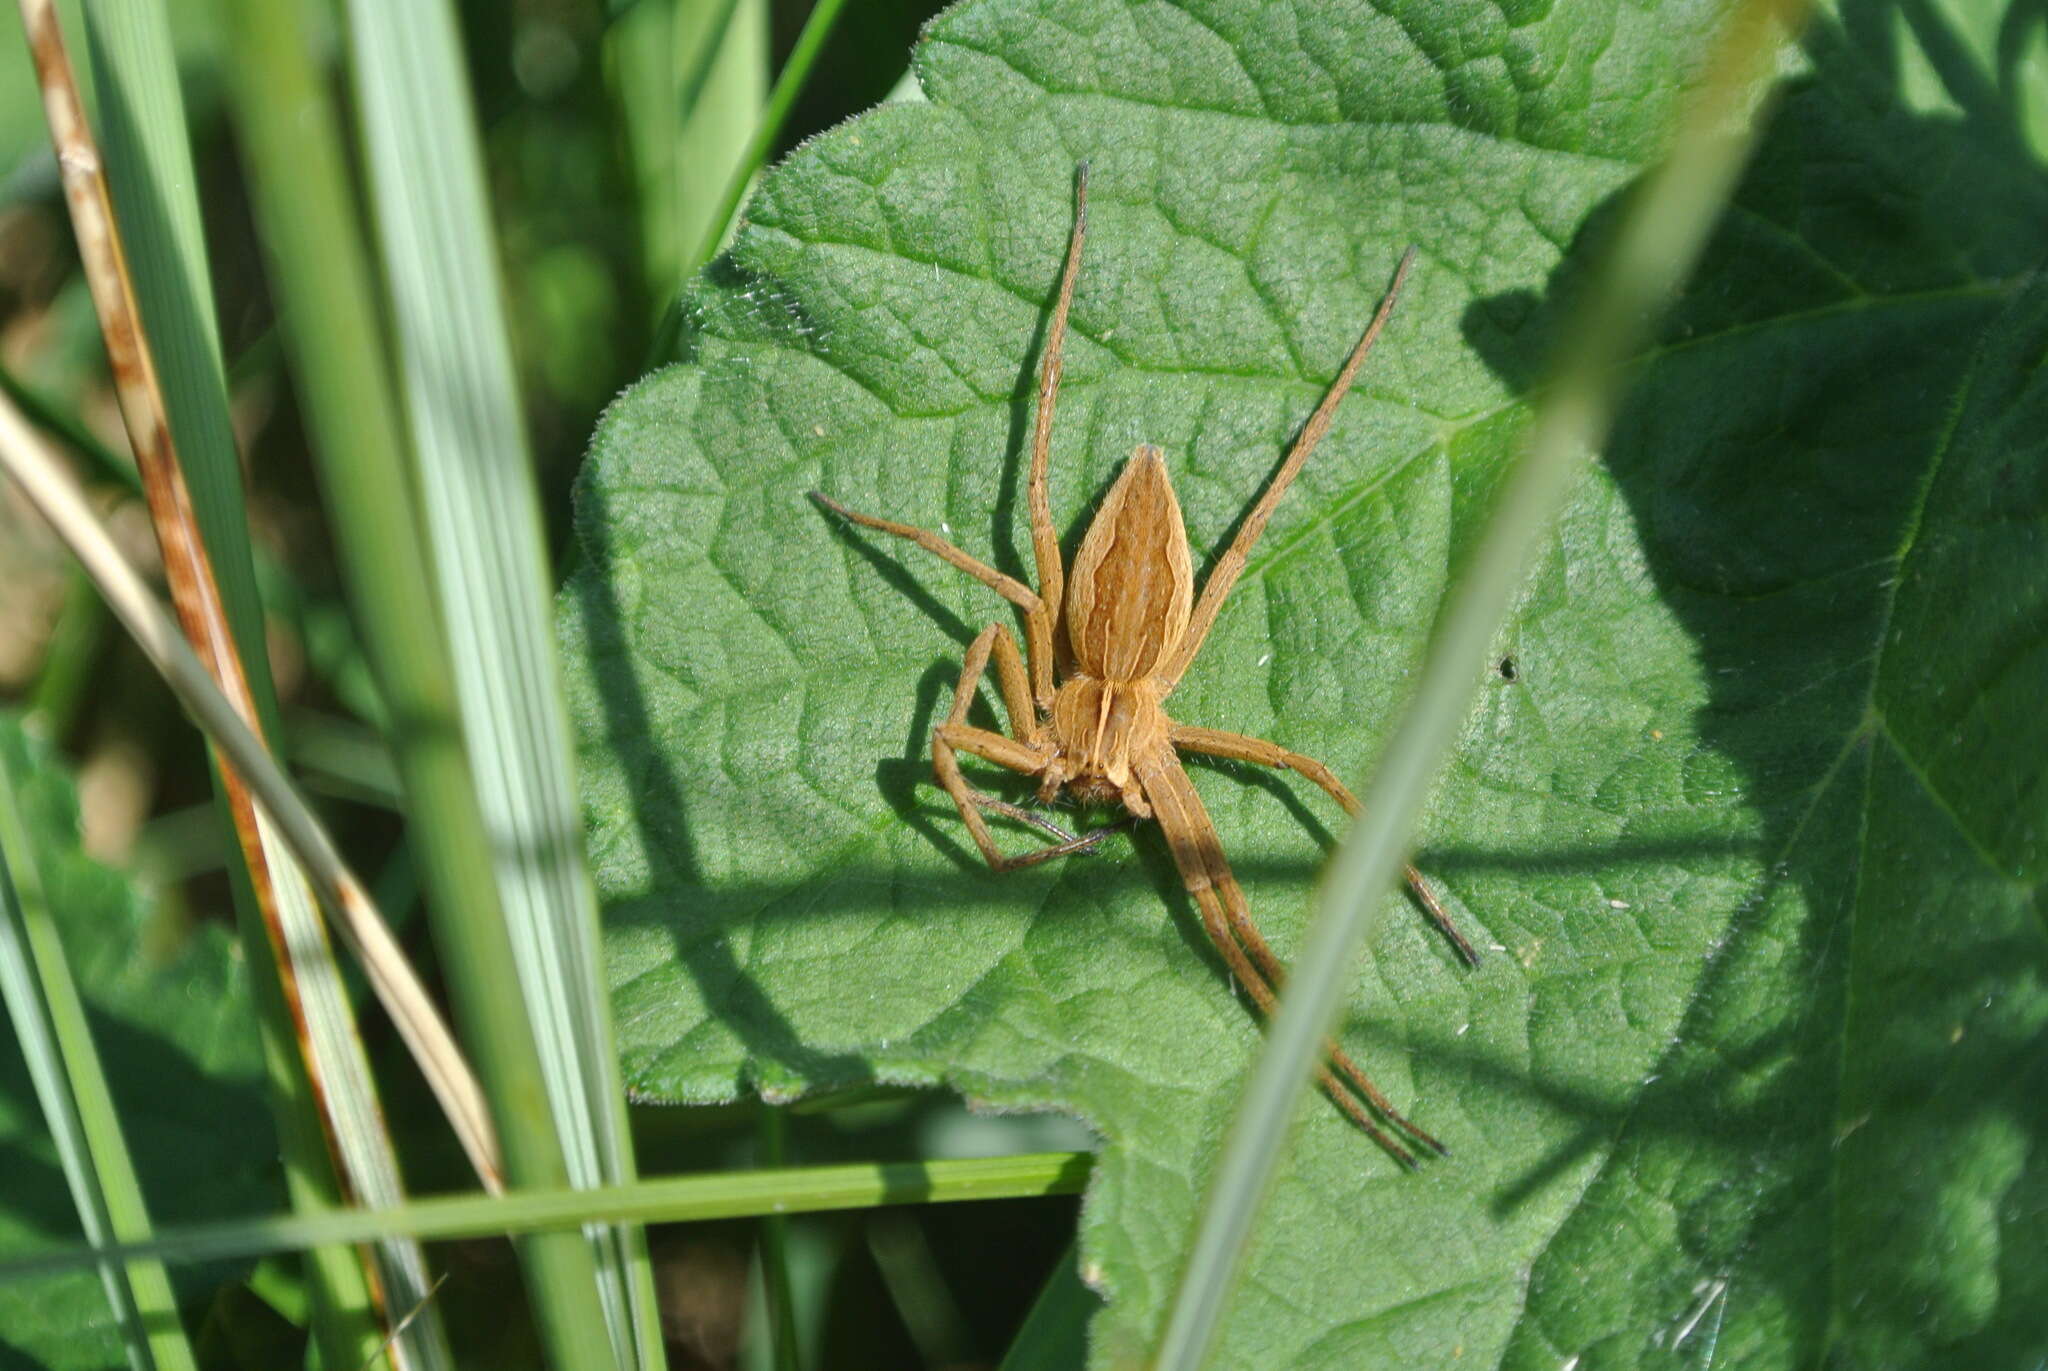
[560, 0, 2048, 1363]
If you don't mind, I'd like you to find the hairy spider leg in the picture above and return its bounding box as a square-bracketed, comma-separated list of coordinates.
[972, 792, 1090, 845]
[810, 492, 1059, 712]
[810, 170, 1090, 714]
[1024, 163, 1090, 700]
[1161, 245, 1420, 689]
[1172, 724, 1480, 965]
[819, 188, 1457, 1159]
[932, 622, 1122, 871]
[1135, 748, 1446, 1164]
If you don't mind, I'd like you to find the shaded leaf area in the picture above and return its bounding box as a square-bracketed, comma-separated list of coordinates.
[557, 0, 2048, 1364]
[0, 716, 276, 1370]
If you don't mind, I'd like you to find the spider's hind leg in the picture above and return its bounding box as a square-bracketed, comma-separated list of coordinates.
[934, 623, 1119, 872]
[1136, 747, 1444, 1165]
[1172, 723, 1480, 966]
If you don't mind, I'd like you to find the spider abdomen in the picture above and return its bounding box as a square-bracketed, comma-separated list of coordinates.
[1065, 445, 1193, 679]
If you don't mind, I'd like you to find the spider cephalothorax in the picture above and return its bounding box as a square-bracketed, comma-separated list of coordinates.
[815, 168, 1476, 1165]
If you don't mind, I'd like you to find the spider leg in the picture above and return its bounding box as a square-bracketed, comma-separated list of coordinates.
[1134, 749, 1444, 1165]
[1172, 724, 1479, 966]
[976, 619, 1041, 746]
[1025, 163, 1089, 697]
[936, 726, 1120, 870]
[1161, 247, 1418, 689]
[812, 493, 1058, 713]
[933, 624, 1119, 871]
[815, 166, 1091, 711]
[970, 792, 1096, 843]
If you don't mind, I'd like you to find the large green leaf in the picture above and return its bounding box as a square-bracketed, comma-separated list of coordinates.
[0, 716, 277, 1368]
[558, 0, 2048, 1364]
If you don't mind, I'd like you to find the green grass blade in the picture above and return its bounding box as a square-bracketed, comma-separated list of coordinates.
[78, 6, 455, 1365]
[0, 742, 194, 1371]
[339, 0, 664, 1365]
[675, 0, 746, 147]
[209, 2, 618, 1367]
[997, 1244, 1094, 1371]
[80, 0, 261, 686]
[686, 0, 851, 273]
[0, 1151, 1095, 1283]
[753, 1110, 799, 1371]
[608, 0, 767, 329]
[25, 567, 107, 739]
[285, 712, 402, 809]
[866, 1211, 973, 1368]
[1151, 0, 1813, 1364]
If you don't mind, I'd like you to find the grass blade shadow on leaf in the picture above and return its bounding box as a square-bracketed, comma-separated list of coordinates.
[1441, 0, 2048, 1363]
[573, 470, 877, 1092]
[1159, 0, 1817, 1357]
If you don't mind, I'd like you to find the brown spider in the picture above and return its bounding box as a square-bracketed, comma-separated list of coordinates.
[814, 168, 1477, 1165]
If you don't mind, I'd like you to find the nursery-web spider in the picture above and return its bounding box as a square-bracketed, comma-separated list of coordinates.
[815, 168, 1476, 1165]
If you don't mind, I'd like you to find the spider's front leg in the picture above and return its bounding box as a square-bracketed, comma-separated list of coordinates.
[934, 623, 1120, 872]
[811, 493, 1060, 710]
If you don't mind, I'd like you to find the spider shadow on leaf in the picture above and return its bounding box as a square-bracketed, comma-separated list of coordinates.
[875, 658, 1026, 873]
[819, 512, 982, 651]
